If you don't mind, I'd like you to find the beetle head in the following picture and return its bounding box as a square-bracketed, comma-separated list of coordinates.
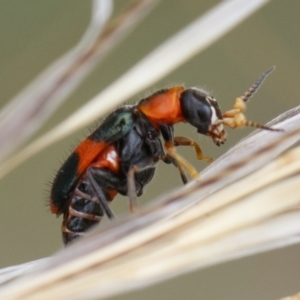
[180, 88, 226, 146]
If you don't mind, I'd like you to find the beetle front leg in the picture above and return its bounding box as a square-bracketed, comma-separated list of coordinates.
[173, 136, 213, 163]
[162, 155, 188, 185]
[164, 141, 200, 181]
[159, 123, 200, 181]
[162, 135, 213, 184]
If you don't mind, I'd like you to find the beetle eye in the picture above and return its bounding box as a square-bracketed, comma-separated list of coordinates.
[197, 100, 211, 122]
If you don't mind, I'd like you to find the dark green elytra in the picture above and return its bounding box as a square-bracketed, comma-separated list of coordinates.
[50, 107, 136, 214]
[89, 106, 135, 142]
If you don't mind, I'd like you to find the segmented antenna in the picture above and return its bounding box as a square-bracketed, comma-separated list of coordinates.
[244, 120, 282, 132]
[240, 66, 275, 102]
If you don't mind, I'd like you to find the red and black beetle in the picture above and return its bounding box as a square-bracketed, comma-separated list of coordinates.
[50, 67, 280, 245]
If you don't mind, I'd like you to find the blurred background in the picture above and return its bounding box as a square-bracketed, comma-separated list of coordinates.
[0, 1, 299, 299]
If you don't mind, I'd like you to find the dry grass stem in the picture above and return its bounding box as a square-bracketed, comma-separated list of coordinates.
[0, 0, 157, 165]
[0, 105, 299, 299]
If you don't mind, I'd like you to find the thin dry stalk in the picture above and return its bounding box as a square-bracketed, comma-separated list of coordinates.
[0, 106, 299, 300]
[0, 0, 157, 164]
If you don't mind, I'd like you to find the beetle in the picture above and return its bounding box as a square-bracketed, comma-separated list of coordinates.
[50, 67, 280, 245]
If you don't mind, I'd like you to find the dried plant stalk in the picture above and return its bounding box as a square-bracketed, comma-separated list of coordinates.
[0, 106, 299, 300]
[281, 293, 300, 300]
[0, 0, 157, 164]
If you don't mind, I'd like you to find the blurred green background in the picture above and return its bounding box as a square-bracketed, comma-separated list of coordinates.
[0, 1, 299, 299]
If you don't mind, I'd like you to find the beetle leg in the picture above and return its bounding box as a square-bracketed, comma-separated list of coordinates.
[163, 135, 214, 183]
[87, 169, 115, 220]
[175, 161, 189, 184]
[88, 166, 146, 216]
[162, 154, 188, 184]
[127, 165, 157, 212]
[89, 168, 128, 195]
[89, 167, 147, 215]
[164, 141, 200, 180]
[128, 166, 139, 213]
[159, 123, 198, 182]
[173, 136, 213, 163]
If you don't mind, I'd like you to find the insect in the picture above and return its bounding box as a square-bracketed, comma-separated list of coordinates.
[50, 67, 280, 245]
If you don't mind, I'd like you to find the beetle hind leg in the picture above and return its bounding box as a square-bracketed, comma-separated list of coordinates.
[87, 169, 116, 220]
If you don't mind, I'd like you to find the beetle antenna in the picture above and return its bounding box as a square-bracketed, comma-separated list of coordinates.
[222, 66, 282, 132]
[244, 120, 282, 132]
[240, 66, 275, 103]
